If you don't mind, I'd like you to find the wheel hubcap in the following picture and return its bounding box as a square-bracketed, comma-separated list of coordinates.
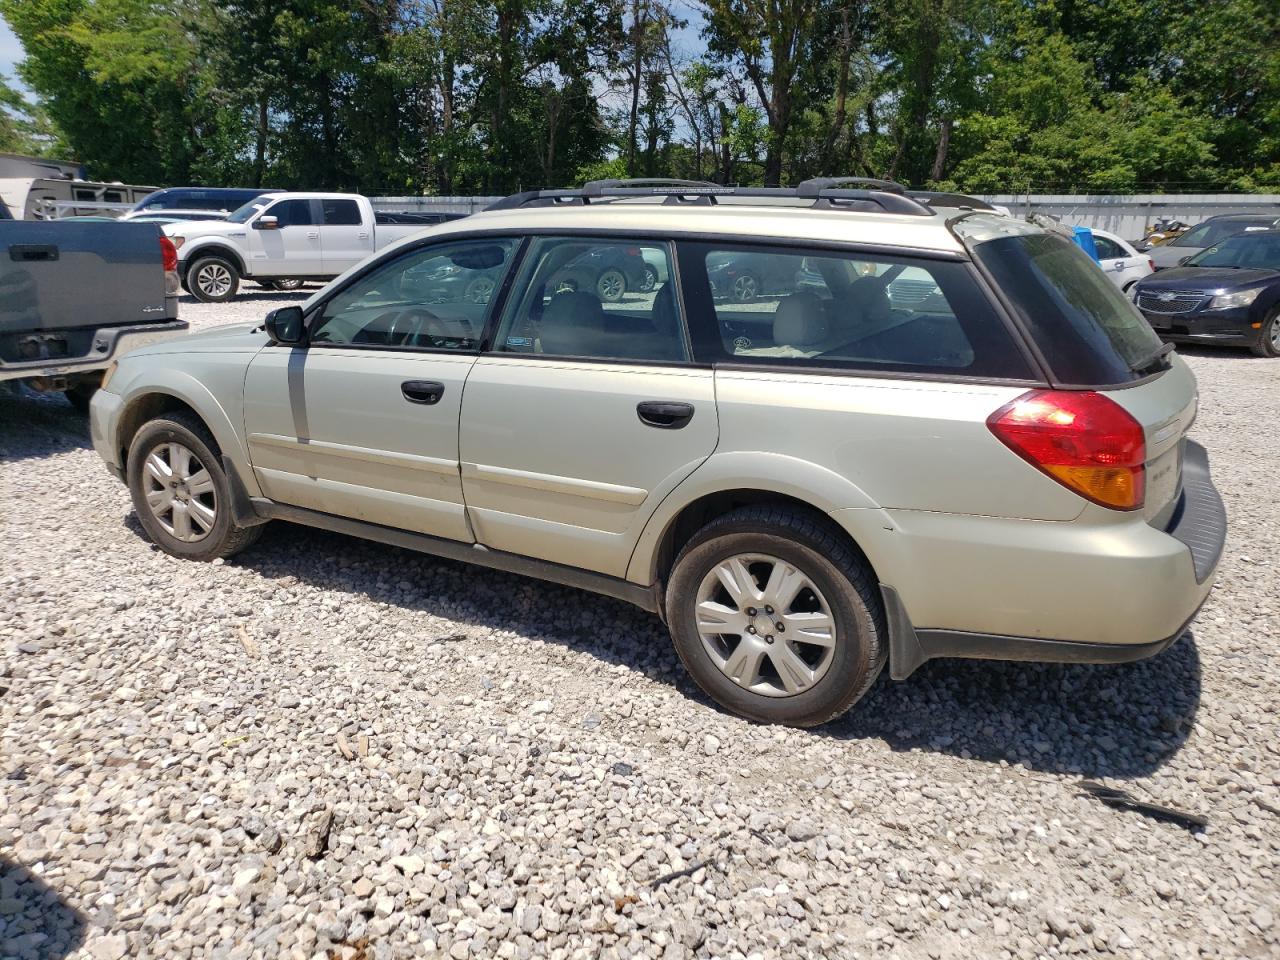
[142, 442, 217, 542]
[468, 278, 495, 303]
[1270, 319, 1280, 350]
[196, 264, 232, 297]
[733, 275, 757, 300]
[695, 553, 836, 698]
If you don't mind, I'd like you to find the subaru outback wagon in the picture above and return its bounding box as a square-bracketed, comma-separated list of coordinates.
[90, 178, 1226, 726]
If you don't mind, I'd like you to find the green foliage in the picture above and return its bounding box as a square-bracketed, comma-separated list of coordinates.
[0, 0, 1274, 193]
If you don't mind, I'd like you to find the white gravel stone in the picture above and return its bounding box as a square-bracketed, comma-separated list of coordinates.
[0, 296, 1277, 960]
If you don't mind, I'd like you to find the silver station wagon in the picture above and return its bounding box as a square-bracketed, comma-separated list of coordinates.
[90, 178, 1227, 726]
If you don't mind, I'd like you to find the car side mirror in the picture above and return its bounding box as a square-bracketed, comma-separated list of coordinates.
[254, 215, 279, 231]
[264, 305, 305, 345]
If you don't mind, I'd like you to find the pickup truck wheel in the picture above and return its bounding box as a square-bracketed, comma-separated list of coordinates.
[126, 412, 262, 561]
[665, 506, 885, 727]
[188, 256, 240, 303]
[63, 378, 100, 414]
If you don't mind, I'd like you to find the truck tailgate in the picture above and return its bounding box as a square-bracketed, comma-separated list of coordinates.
[0, 221, 174, 335]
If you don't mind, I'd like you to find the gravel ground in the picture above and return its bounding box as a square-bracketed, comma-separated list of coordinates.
[2, 290, 1278, 960]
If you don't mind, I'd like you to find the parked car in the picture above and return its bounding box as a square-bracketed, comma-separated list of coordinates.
[547, 246, 651, 302]
[90, 179, 1225, 727]
[707, 250, 800, 301]
[1089, 228, 1154, 292]
[1133, 227, 1280, 357]
[129, 187, 280, 217]
[1, 220, 185, 409]
[166, 193, 434, 302]
[1149, 213, 1280, 270]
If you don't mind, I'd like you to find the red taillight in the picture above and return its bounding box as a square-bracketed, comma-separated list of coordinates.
[987, 390, 1146, 511]
[1148, 259, 1155, 273]
[160, 236, 178, 273]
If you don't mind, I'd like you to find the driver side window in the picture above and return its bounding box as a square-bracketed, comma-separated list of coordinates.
[309, 238, 519, 352]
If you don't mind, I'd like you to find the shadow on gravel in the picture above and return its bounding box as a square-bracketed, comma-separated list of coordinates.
[123, 517, 1203, 780]
[827, 633, 1202, 779]
[0, 385, 91, 463]
[0, 856, 87, 959]
[177, 290, 313, 306]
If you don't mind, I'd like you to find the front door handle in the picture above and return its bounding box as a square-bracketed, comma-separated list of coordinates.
[637, 400, 694, 429]
[402, 380, 445, 405]
[306, 231, 320, 240]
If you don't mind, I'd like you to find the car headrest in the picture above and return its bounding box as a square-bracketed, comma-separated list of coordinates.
[849, 276, 893, 324]
[773, 292, 830, 347]
[540, 290, 605, 356]
[651, 284, 678, 336]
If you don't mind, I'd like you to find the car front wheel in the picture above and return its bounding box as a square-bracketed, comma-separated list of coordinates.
[127, 412, 262, 561]
[187, 255, 241, 303]
[1252, 308, 1280, 358]
[665, 505, 885, 726]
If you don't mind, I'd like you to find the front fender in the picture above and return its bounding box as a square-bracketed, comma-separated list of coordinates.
[179, 239, 248, 276]
[114, 368, 261, 498]
[625, 450, 889, 584]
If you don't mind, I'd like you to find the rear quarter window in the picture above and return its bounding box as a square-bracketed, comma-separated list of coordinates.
[971, 232, 1163, 385]
[677, 241, 1036, 379]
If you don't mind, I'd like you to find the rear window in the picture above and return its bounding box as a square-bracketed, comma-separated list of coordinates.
[1170, 219, 1270, 248]
[680, 242, 1034, 378]
[971, 232, 1163, 384]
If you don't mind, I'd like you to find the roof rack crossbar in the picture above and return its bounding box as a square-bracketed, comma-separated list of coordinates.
[795, 176, 907, 198]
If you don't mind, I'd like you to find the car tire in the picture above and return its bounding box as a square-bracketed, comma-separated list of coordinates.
[596, 268, 627, 303]
[640, 264, 659, 293]
[187, 255, 240, 303]
[63, 376, 100, 414]
[126, 411, 263, 561]
[731, 272, 760, 302]
[465, 275, 497, 304]
[665, 505, 885, 727]
[1251, 308, 1280, 358]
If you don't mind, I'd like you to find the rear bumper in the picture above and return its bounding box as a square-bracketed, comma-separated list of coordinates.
[839, 440, 1227, 679]
[0, 318, 187, 384]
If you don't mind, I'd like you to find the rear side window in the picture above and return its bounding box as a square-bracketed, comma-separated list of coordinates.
[678, 242, 1034, 378]
[323, 199, 362, 226]
[972, 233, 1163, 384]
[1092, 235, 1122, 260]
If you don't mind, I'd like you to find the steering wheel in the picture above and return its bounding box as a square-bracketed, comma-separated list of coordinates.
[383, 306, 444, 347]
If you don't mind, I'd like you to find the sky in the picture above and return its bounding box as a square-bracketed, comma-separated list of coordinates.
[1, 15, 26, 91]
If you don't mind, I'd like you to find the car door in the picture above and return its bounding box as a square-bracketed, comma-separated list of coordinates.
[250, 198, 324, 275]
[241, 236, 521, 540]
[458, 236, 718, 579]
[319, 198, 372, 276]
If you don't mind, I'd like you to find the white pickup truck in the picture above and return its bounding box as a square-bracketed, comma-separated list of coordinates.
[164, 192, 462, 302]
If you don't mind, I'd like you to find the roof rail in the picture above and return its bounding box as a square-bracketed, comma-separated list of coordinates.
[484, 182, 934, 217]
[795, 176, 906, 197]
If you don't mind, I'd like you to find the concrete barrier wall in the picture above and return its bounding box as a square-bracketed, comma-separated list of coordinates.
[979, 194, 1280, 240]
[369, 193, 1280, 240]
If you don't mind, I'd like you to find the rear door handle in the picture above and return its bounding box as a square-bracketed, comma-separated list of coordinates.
[306, 231, 320, 240]
[402, 380, 445, 405]
[637, 400, 694, 429]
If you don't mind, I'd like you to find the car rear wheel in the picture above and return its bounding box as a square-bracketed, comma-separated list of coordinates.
[640, 264, 659, 292]
[127, 412, 263, 561]
[665, 505, 885, 726]
[731, 272, 760, 302]
[1252, 308, 1280, 358]
[187, 256, 240, 303]
[596, 268, 626, 303]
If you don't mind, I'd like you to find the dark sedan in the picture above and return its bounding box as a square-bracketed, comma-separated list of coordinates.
[1133, 228, 1280, 357]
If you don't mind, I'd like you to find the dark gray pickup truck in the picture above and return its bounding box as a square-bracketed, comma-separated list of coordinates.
[0, 220, 186, 410]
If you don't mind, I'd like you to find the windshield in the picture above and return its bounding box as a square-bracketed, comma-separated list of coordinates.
[1171, 219, 1268, 248]
[969, 231, 1164, 384]
[227, 199, 272, 223]
[1187, 233, 1280, 271]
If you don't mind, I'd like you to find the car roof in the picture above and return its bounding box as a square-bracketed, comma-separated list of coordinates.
[1208, 213, 1280, 222]
[422, 201, 970, 255]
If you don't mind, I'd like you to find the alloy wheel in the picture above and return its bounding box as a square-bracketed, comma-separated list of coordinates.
[597, 269, 626, 302]
[732, 273, 759, 301]
[694, 553, 837, 697]
[141, 442, 217, 542]
[196, 263, 233, 298]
